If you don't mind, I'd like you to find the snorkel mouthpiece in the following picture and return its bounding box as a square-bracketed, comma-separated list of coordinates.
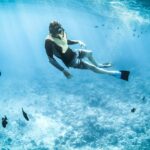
[57, 27, 64, 34]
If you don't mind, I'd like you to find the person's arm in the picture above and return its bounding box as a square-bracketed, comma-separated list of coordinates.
[45, 39, 72, 79]
[49, 57, 72, 79]
[67, 39, 86, 48]
[45, 39, 65, 71]
[48, 57, 64, 71]
[67, 40, 79, 45]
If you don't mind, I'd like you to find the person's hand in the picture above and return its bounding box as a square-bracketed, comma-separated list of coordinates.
[78, 41, 86, 48]
[63, 70, 73, 79]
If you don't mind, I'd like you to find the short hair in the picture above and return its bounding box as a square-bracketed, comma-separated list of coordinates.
[49, 20, 61, 33]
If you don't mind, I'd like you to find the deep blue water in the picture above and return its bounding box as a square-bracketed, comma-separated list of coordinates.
[0, 0, 150, 150]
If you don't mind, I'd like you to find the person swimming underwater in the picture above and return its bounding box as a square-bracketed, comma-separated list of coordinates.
[45, 21, 130, 81]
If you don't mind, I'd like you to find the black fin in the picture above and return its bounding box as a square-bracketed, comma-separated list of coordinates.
[120, 70, 130, 81]
[22, 108, 29, 121]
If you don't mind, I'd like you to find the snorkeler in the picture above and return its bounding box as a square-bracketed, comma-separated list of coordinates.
[45, 21, 130, 81]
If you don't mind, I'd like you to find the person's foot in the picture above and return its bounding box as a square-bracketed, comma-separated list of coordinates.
[98, 63, 112, 68]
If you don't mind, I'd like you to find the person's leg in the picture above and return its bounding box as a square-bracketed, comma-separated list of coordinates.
[78, 50, 112, 68]
[98, 62, 112, 68]
[78, 61, 130, 81]
[71, 58, 130, 81]
[78, 50, 98, 66]
[79, 60, 119, 75]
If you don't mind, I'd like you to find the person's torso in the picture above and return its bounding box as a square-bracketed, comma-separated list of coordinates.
[46, 33, 76, 66]
[47, 33, 68, 53]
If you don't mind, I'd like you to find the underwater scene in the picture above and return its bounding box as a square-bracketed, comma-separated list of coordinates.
[0, 0, 150, 149]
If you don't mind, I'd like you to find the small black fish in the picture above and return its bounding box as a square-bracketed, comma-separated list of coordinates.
[2, 116, 8, 128]
[94, 25, 99, 28]
[0, 71, 1, 76]
[133, 29, 136, 32]
[22, 108, 29, 121]
[131, 108, 136, 113]
[142, 96, 145, 101]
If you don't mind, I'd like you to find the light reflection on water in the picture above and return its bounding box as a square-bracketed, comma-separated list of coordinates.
[0, 0, 150, 150]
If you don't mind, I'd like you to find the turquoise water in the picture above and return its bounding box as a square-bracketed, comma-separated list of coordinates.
[0, 0, 150, 149]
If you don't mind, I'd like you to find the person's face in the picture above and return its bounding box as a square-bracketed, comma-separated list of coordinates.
[52, 25, 64, 37]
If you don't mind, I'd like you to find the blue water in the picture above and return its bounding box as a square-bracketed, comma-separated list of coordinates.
[0, 0, 150, 149]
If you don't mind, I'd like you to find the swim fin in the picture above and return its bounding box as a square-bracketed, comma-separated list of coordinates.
[120, 70, 130, 81]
